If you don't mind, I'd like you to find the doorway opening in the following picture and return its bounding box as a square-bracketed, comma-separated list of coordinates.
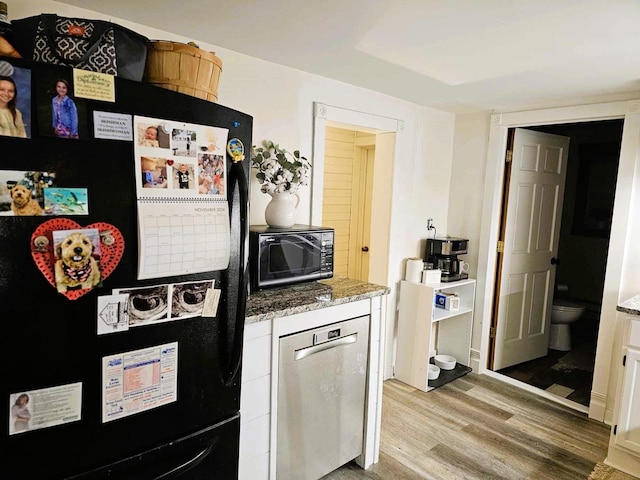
[321, 126, 375, 282]
[490, 119, 623, 409]
[311, 102, 400, 377]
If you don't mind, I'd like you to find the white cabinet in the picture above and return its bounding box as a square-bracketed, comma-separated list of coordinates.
[239, 320, 272, 480]
[239, 294, 387, 480]
[607, 316, 640, 477]
[395, 279, 475, 392]
[615, 346, 640, 452]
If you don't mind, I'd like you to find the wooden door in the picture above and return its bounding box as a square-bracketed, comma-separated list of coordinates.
[322, 127, 373, 281]
[349, 146, 374, 281]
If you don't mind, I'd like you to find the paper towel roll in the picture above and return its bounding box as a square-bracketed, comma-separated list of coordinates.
[405, 258, 424, 283]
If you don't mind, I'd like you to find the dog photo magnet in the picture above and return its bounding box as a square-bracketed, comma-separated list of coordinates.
[52, 228, 103, 294]
[0, 169, 57, 216]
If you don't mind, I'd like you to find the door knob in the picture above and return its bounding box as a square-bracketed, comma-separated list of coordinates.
[551, 257, 560, 265]
[361, 246, 369, 252]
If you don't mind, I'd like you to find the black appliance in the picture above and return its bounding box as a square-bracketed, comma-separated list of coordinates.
[3, 57, 251, 479]
[425, 237, 469, 282]
[249, 224, 334, 292]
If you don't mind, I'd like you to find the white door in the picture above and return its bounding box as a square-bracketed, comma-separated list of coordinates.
[492, 128, 570, 371]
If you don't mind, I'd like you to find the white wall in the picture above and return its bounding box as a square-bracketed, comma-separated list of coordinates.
[449, 112, 492, 355]
[16, 1, 456, 379]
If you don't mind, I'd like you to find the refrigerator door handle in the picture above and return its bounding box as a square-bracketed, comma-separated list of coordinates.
[223, 162, 249, 386]
[153, 445, 212, 480]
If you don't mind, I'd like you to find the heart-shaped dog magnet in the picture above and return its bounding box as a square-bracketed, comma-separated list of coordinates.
[31, 219, 125, 300]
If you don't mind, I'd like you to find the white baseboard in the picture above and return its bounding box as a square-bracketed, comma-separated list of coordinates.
[470, 348, 480, 373]
[589, 390, 608, 423]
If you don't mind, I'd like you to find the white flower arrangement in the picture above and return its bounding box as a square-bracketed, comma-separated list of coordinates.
[251, 140, 311, 194]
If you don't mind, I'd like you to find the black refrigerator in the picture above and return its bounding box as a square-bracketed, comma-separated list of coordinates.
[1, 57, 251, 479]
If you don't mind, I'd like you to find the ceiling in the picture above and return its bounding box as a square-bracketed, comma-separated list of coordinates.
[57, 0, 640, 114]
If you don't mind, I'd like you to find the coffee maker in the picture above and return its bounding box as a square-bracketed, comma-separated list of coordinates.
[425, 237, 469, 282]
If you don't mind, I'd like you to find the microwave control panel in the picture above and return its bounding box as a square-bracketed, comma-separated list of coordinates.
[320, 231, 334, 275]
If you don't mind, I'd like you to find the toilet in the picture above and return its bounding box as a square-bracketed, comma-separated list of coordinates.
[549, 298, 586, 351]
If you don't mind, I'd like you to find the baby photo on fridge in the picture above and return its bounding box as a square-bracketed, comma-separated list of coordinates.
[171, 280, 213, 318]
[173, 162, 196, 190]
[137, 122, 170, 149]
[140, 156, 169, 189]
[113, 284, 170, 326]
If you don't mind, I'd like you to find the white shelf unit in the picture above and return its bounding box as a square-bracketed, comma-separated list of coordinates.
[395, 279, 476, 392]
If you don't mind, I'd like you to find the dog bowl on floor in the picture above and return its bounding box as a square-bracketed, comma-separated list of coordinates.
[428, 364, 441, 380]
[434, 354, 456, 370]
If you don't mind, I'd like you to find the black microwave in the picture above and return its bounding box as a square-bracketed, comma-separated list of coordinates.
[249, 225, 334, 292]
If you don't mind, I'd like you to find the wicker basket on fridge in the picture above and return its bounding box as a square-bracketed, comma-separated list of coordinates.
[143, 40, 223, 102]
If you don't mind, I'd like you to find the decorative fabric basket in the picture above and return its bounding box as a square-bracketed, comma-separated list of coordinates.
[10, 14, 148, 81]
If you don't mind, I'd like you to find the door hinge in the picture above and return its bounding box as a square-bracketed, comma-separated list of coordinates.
[614, 425, 618, 435]
[505, 150, 513, 163]
[490, 326, 496, 339]
[497, 240, 504, 253]
[623, 355, 626, 366]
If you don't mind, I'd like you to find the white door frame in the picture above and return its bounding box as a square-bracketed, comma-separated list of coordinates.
[477, 100, 640, 420]
[311, 102, 400, 224]
[311, 102, 401, 379]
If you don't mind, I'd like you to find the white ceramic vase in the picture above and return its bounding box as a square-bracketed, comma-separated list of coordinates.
[264, 191, 299, 228]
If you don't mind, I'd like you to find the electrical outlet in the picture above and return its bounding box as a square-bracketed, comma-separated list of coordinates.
[427, 218, 434, 230]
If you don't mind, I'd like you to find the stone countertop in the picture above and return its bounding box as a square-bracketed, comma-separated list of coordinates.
[245, 276, 390, 324]
[617, 294, 640, 316]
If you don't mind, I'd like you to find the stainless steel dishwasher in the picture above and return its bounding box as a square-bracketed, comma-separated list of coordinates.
[276, 315, 370, 480]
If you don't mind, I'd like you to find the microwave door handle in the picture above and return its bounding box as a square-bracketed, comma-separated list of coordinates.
[223, 161, 248, 387]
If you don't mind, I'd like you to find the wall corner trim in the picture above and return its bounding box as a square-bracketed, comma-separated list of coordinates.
[314, 102, 327, 119]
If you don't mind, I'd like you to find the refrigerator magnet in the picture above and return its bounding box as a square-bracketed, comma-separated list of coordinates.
[31, 219, 125, 300]
[227, 138, 245, 163]
[97, 293, 130, 335]
[201, 287, 221, 318]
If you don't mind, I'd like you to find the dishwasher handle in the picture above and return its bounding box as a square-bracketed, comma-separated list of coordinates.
[294, 333, 358, 361]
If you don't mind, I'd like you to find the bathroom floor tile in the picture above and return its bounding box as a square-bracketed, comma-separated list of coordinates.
[545, 383, 574, 398]
[503, 370, 532, 382]
[496, 338, 596, 407]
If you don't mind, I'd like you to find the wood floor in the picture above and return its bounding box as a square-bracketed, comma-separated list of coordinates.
[323, 373, 610, 480]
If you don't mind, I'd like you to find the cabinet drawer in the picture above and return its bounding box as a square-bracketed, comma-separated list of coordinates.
[630, 319, 640, 348]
